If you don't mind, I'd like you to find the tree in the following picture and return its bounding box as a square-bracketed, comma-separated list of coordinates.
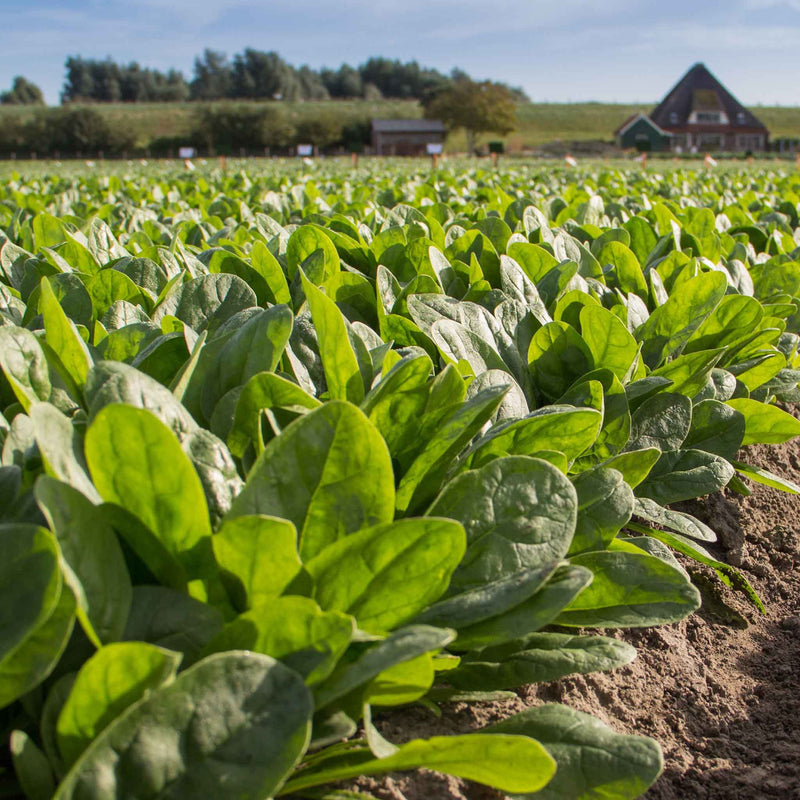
[190, 50, 233, 100]
[0, 76, 45, 105]
[422, 78, 517, 153]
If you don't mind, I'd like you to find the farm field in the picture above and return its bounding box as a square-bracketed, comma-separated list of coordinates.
[2, 100, 800, 152]
[1, 158, 800, 799]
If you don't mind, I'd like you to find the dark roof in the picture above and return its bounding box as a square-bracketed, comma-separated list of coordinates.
[650, 63, 767, 131]
[371, 119, 446, 133]
[615, 112, 672, 137]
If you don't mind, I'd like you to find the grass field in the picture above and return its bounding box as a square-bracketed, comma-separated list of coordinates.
[2, 98, 799, 152]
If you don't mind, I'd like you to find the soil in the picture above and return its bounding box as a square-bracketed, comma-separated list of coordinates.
[351, 434, 800, 800]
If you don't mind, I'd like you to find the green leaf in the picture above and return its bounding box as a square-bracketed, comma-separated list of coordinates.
[40, 278, 94, 393]
[732, 459, 800, 493]
[122, 586, 224, 665]
[448, 632, 636, 691]
[636, 449, 735, 505]
[204, 596, 354, 686]
[10, 730, 56, 800]
[314, 626, 455, 710]
[0, 326, 52, 412]
[557, 550, 701, 627]
[684, 399, 745, 460]
[306, 518, 465, 634]
[528, 322, 594, 401]
[464, 406, 602, 468]
[288, 225, 341, 283]
[454, 565, 593, 651]
[727, 398, 800, 445]
[282, 734, 555, 796]
[212, 515, 303, 612]
[301, 271, 365, 403]
[228, 371, 321, 458]
[628, 392, 692, 451]
[227, 401, 395, 562]
[429, 457, 577, 591]
[569, 467, 634, 555]
[636, 271, 727, 368]
[0, 579, 76, 709]
[633, 497, 716, 542]
[85, 405, 214, 583]
[53, 652, 313, 800]
[597, 241, 647, 300]
[56, 642, 182, 767]
[35, 476, 132, 644]
[579, 305, 640, 382]
[485, 704, 663, 800]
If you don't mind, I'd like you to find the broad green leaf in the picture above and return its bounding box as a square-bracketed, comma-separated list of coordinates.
[528, 321, 594, 401]
[597, 241, 647, 300]
[30, 403, 100, 502]
[464, 406, 602, 468]
[557, 550, 701, 627]
[53, 653, 313, 800]
[633, 497, 716, 542]
[448, 633, 636, 691]
[306, 518, 465, 634]
[580, 305, 640, 382]
[569, 467, 634, 555]
[204, 596, 354, 685]
[454, 565, 593, 651]
[40, 278, 94, 392]
[636, 448, 735, 505]
[636, 271, 727, 368]
[628, 392, 692, 451]
[727, 397, 800, 444]
[301, 271, 365, 403]
[684, 399, 745, 460]
[287, 224, 340, 283]
[395, 385, 507, 516]
[283, 734, 555, 796]
[428, 457, 577, 591]
[228, 401, 394, 561]
[85, 405, 214, 582]
[36, 476, 132, 644]
[600, 448, 661, 488]
[212, 515, 303, 612]
[227, 371, 321, 458]
[315, 626, 455, 710]
[0, 580, 76, 709]
[10, 729, 55, 800]
[0, 326, 52, 411]
[486, 704, 663, 800]
[732, 459, 800, 493]
[122, 586, 224, 665]
[56, 642, 181, 767]
[367, 653, 436, 707]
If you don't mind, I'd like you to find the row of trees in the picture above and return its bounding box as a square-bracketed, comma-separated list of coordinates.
[0, 51, 527, 106]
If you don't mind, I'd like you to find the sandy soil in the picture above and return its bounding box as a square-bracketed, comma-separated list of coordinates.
[351, 434, 800, 800]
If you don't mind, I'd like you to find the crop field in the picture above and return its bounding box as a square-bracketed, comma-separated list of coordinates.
[0, 158, 799, 799]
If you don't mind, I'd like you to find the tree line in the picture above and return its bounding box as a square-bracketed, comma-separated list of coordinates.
[1, 50, 527, 106]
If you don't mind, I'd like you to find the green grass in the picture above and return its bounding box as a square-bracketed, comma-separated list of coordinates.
[2, 99, 799, 153]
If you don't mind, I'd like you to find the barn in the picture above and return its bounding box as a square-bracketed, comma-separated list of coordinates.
[370, 119, 446, 156]
[616, 63, 769, 153]
[615, 113, 673, 152]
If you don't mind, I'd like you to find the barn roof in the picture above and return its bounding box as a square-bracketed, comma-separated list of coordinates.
[650, 63, 767, 131]
[371, 119, 446, 133]
[615, 112, 673, 137]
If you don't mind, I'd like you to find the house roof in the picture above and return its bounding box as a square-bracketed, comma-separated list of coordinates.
[650, 63, 767, 131]
[371, 119, 446, 134]
[615, 112, 673, 137]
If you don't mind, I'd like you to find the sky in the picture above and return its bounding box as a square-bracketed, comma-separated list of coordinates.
[1, 0, 800, 106]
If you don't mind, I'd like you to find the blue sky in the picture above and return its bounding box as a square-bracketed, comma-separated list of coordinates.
[2, 0, 799, 105]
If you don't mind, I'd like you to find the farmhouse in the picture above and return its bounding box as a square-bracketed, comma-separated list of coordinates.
[616, 63, 769, 152]
[371, 119, 446, 156]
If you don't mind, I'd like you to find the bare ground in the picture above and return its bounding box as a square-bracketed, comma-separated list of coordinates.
[351, 434, 800, 800]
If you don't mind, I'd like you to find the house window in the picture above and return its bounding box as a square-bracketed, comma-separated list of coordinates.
[669, 112, 678, 124]
[737, 112, 746, 124]
[696, 112, 722, 123]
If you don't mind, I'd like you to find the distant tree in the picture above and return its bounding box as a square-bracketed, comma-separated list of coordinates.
[231, 49, 294, 99]
[0, 76, 45, 105]
[190, 49, 233, 100]
[295, 111, 344, 148]
[321, 64, 363, 98]
[423, 78, 517, 153]
[296, 65, 329, 101]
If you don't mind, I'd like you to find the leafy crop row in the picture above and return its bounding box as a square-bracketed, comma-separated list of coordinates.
[1, 162, 799, 800]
